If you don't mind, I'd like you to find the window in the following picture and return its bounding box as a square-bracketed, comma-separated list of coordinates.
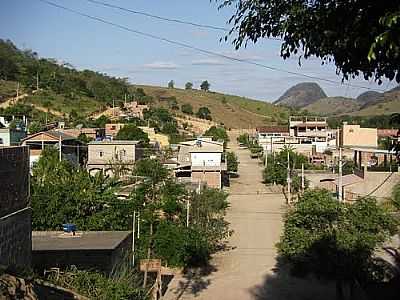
[349, 129, 354, 133]
[99, 151, 103, 157]
[0, 138, 3, 144]
[111, 126, 116, 130]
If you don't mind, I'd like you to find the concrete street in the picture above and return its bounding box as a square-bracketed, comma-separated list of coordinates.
[164, 133, 336, 300]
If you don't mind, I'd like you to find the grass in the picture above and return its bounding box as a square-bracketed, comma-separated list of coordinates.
[0, 80, 23, 99]
[134, 85, 289, 128]
[303, 97, 361, 116]
[351, 98, 400, 116]
[24, 89, 103, 116]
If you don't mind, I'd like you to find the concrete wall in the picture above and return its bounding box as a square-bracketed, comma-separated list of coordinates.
[0, 146, 31, 269]
[32, 234, 132, 274]
[192, 171, 221, 189]
[87, 143, 137, 165]
[191, 152, 221, 166]
[341, 124, 377, 148]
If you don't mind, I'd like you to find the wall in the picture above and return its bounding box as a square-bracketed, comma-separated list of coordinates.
[0, 129, 11, 146]
[88, 143, 136, 165]
[341, 124, 377, 147]
[32, 234, 132, 274]
[192, 171, 221, 189]
[191, 152, 221, 166]
[0, 146, 31, 269]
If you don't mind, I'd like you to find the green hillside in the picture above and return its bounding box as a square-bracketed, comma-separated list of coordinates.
[0, 39, 289, 129]
[135, 85, 288, 128]
[303, 97, 361, 116]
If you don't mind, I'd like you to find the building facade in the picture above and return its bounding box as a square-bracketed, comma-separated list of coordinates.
[175, 139, 226, 189]
[86, 140, 143, 176]
[340, 123, 378, 148]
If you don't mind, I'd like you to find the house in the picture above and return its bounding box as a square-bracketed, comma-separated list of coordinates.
[21, 130, 80, 167]
[0, 128, 26, 146]
[339, 123, 377, 148]
[105, 123, 125, 138]
[86, 140, 144, 176]
[255, 126, 289, 152]
[32, 231, 132, 274]
[286, 116, 330, 153]
[124, 101, 149, 119]
[175, 138, 226, 189]
[56, 127, 105, 141]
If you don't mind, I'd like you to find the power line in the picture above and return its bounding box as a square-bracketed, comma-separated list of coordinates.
[37, 0, 385, 92]
[85, 0, 228, 32]
[84, 0, 283, 41]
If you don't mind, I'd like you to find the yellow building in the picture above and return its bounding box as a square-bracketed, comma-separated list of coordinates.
[340, 123, 377, 148]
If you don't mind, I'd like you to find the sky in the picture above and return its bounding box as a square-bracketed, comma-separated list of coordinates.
[0, 0, 397, 102]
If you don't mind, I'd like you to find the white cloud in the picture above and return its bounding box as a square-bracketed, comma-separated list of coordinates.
[143, 61, 180, 70]
[191, 58, 225, 66]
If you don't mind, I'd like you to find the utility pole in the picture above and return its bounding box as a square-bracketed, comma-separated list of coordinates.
[124, 93, 127, 106]
[301, 163, 305, 192]
[186, 198, 190, 227]
[112, 98, 115, 117]
[59, 135, 62, 162]
[132, 211, 136, 266]
[287, 150, 291, 203]
[36, 72, 39, 91]
[338, 147, 343, 201]
[16, 82, 19, 98]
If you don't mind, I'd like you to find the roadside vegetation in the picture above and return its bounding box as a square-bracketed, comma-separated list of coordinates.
[278, 189, 399, 300]
[31, 149, 231, 292]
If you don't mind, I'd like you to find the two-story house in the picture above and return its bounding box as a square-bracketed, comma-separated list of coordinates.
[86, 140, 144, 176]
[175, 138, 226, 189]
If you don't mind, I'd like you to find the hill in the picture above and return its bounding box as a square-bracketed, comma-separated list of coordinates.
[274, 82, 327, 108]
[134, 85, 289, 129]
[303, 97, 361, 116]
[351, 90, 400, 116]
[0, 39, 289, 129]
[356, 91, 384, 108]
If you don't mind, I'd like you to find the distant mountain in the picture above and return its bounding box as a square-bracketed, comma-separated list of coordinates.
[356, 91, 384, 108]
[274, 82, 327, 108]
[303, 97, 361, 116]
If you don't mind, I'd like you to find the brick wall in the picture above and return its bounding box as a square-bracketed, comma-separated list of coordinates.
[0, 146, 29, 217]
[0, 208, 32, 268]
[0, 146, 31, 268]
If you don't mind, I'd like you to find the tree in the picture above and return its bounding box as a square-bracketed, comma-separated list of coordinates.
[31, 148, 132, 231]
[196, 106, 212, 120]
[185, 82, 193, 90]
[181, 103, 193, 115]
[278, 189, 398, 299]
[168, 80, 174, 89]
[226, 152, 239, 173]
[204, 126, 229, 144]
[200, 80, 210, 91]
[115, 124, 149, 143]
[218, 1, 400, 83]
[237, 133, 249, 145]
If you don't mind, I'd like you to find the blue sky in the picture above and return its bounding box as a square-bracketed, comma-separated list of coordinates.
[0, 0, 397, 101]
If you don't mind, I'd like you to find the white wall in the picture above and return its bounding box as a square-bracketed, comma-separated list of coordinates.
[191, 152, 221, 166]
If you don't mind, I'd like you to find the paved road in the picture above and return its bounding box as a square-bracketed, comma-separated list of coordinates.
[164, 134, 287, 300]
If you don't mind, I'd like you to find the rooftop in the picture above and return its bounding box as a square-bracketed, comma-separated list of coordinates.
[88, 140, 140, 145]
[32, 231, 131, 251]
[22, 130, 77, 142]
[256, 126, 289, 133]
